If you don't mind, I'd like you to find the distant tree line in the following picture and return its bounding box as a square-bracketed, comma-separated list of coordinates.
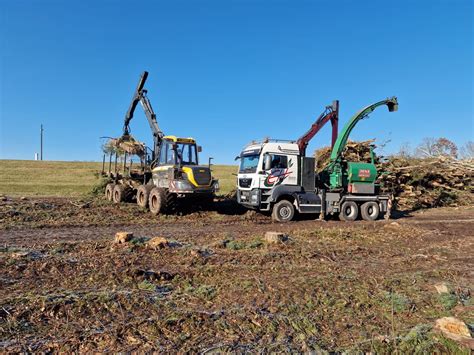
[396, 138, 473, 160]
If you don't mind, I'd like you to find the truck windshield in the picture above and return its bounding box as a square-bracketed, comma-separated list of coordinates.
[239, 154, 260, 173]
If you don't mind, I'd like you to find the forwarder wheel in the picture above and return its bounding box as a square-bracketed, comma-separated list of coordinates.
[361, 201, 380, 221]
[339, 201, 358, 221]
[136, 185, 153, 208]
[105, 183, 115, 201]
[165, 192, 177, 214]
[113, 184, 131, 204]
[197, 195, 214, 210]
[272, 200, 295, 223]
[148, 187, 167, 215]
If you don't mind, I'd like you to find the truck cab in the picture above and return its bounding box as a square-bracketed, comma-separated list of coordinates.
[237, 140, 322, 221]
[151, 135, 217, 194]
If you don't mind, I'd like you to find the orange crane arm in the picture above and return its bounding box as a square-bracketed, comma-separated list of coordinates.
[297, 100, 339, 156]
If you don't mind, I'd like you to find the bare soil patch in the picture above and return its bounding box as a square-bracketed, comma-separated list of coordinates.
[1, 198, 473, 352]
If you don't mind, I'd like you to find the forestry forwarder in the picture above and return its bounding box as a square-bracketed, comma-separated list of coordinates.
[104, 71, 218, 214]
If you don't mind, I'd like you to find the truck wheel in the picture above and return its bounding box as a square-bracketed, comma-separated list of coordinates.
[105, 183, 115, 201]
[136, 185, 152, 208]
[113, 184, 126, 204]
[361, 201, 380, 221]
[148, 187, 167, 215]
[272, 200, 295, 223]
[339, 201, 358, 221]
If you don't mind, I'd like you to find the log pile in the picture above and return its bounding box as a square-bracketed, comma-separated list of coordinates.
[378, 156, 473, 210]
[314, 141, 474, 210]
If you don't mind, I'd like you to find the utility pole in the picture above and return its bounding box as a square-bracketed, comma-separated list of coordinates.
[40, 124, 44, 161]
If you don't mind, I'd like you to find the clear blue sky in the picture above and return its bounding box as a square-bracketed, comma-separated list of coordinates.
[1, 0, 472, 164]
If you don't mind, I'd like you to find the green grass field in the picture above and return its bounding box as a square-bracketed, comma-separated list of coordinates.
[0, 160, 237, 197]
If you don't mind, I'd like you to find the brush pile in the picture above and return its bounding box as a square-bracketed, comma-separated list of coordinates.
[314, 141, 474, 210]
[105, 135, 146, 156]
[314, 139, 380, 171]
[378, 156, 473, 210]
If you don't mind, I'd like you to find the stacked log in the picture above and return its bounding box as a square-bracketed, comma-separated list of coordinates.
[378, 156, 473, 210]
[314, 141, 473, 210]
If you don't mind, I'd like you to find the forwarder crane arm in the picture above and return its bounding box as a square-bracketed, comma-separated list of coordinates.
[123, 71, 164, 157]
[297, 100, 339, 156]
[328, 97, 398, 163]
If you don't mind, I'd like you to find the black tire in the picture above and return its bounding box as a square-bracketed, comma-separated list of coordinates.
[148, 187, 167, 215]
[361, 201, 380, 221]
[197, 195, 214, 210]
[136, 185, 153, 208]
[125, 187, 134, 202]
[272, 200, 295, 223]
[166, 191, 177, 214]
[113, 184, 126, 204]
[105, 183, 115, 201]
[339, 201, 359, 221]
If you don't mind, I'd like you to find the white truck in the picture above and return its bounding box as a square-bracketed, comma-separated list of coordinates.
[236, 98, 398, 222]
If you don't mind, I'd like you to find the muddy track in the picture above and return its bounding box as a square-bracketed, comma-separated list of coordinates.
[1, 201, 472, 247]
[0, 219, 336, 246]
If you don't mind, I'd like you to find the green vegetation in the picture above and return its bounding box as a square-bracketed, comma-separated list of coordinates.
[224, 236, 264, 250]
[211, 164, 237, 196]
[383, 291, 412, 313]
[437, 293, 458, 310]
[0, 160, 102, 197]
[138, 279, 157, 291]
[0, 160, 237, 197]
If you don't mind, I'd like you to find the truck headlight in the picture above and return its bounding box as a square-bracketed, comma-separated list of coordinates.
[250, 189, 259, 203]
[213, 180, 220, 192]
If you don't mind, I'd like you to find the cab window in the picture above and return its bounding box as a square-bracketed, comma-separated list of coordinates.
[158, 141, 198, 165]
[166, 144, 175, 164]
[158, 143, 167, 165]
[159, 141, 176, 165]
[268, 154, 288, 169]
[176, 143, 198, 165]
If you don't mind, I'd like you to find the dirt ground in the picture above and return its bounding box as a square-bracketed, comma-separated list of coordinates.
[1, 197, 473, 352]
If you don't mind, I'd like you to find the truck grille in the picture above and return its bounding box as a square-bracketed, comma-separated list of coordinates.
[191, 167, 211, 186]
[239, 178, 252, 188]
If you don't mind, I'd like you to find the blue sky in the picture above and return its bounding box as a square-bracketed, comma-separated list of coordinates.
[0, 0, 472, 164]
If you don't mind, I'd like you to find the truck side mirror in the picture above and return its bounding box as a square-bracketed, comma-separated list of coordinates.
[197, 146, 202, 152]
[264, 154, 272, 171]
